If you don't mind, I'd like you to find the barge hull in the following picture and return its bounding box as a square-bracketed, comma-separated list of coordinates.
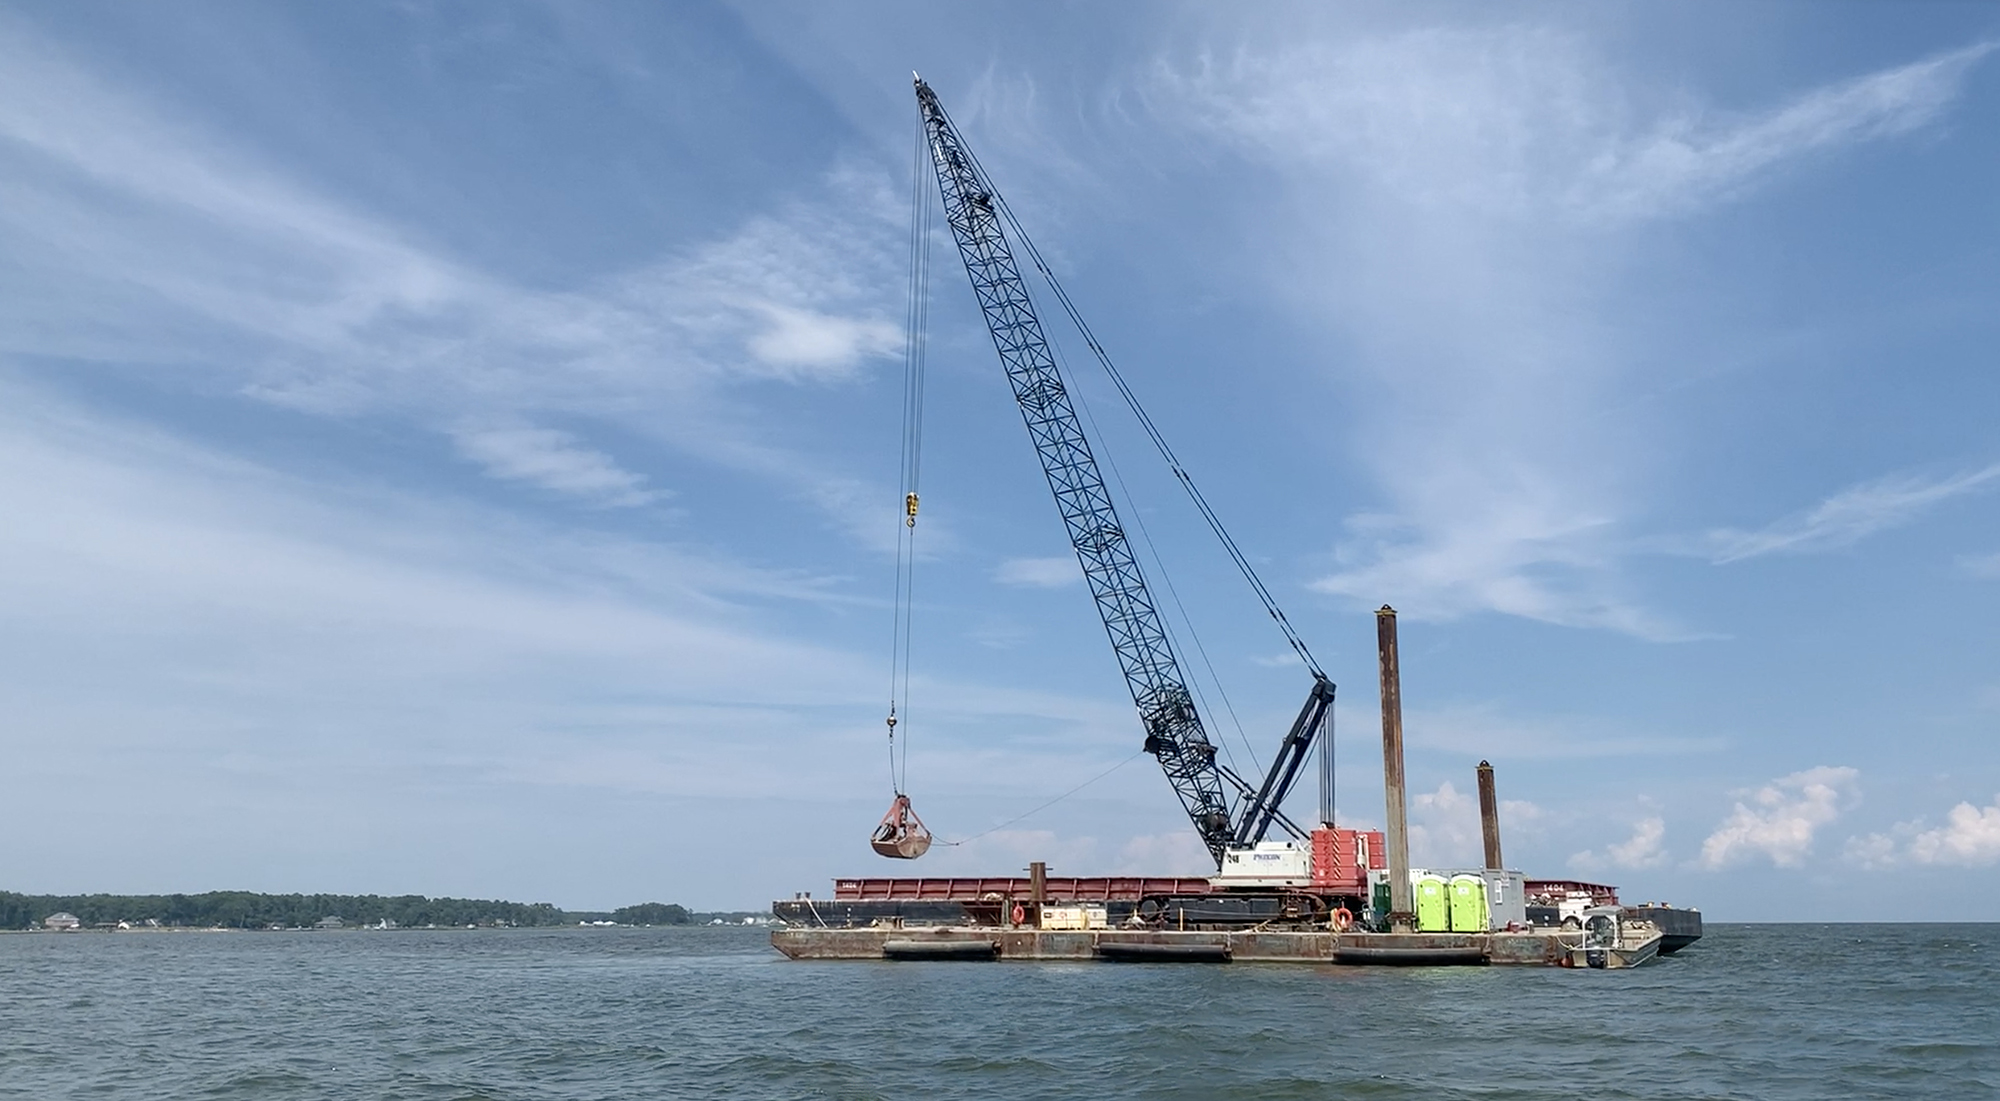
[1626, 905, 1703, 954]
[772, 927, 1577, 966]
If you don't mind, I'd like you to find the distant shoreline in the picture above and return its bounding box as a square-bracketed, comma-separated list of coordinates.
[3, 890, 770, 932]
[2, 922, 772, 934]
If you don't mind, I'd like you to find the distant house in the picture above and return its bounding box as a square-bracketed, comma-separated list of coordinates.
[315, 916, 345, 929]
[43, 912, 81, 930]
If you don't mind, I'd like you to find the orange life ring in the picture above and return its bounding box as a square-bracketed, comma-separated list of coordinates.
[1011, 903, 1026, 925]
[1331, 907, 1354, 932]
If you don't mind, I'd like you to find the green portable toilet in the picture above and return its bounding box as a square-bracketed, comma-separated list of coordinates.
[1448, 874, 1488, 932]
[1414, 874, 1449, 932]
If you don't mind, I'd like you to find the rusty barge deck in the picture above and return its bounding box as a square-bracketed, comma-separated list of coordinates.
[771, 926, 1601, 966]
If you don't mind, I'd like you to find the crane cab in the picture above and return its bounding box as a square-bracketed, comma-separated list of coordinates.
[1210, 827, 1387, 891]
[1212, 841, 1311, 887]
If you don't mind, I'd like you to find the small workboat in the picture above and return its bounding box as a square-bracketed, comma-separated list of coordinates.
[1566, 906, 1662, 969]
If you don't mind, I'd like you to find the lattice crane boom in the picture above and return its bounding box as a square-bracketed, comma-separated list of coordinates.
[915, 77, 1241, 862]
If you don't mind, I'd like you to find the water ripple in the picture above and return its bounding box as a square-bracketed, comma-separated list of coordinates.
[1, 923, 1996, 1099]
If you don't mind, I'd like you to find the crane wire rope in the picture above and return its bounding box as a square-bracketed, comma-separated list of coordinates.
[935, 749, 1147, 847]
[935, 111, 1324, 683]
[1019, 229, 1323, 681]
[885, 113, 934, 798]
[1052, 336, 1260, 774]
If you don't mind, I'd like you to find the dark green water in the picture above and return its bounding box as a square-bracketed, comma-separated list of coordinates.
[1, 923, 1993, 1099]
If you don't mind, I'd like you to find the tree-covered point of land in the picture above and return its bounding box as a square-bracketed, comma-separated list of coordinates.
[610, 902, 692, 925]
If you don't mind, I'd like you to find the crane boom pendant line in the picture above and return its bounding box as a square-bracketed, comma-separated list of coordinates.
[915, 77, 1239, 863]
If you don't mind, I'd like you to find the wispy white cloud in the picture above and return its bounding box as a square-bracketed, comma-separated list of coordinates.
[1402, 702, 1725, 760]
[1956, 551, 2000, 579]
[1577, 42, 1997, 222]
[993, 555, 1081, 588]
[0, 381, 1149, 824]
[1170, 33, 1992, 225]
[453, 424, 664, 508]
[965, 616, 1032, 650]
[1571, 816, 1667, 872]
[1698, 766, 1859, 869]
[1847, 794, 2000, 869]
[1313, 505, 1686, 640]
[1161, 33, 1992, 636]
[0, 27, 905, 529]
[1709, 464, 2000, 563]
[743, 303, 900, 376]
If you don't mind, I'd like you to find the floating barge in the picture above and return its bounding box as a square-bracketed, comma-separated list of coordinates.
[772, 870, 1682, 968]
[775, 871, 1697, 955]
[770, 924, 1662, 969]
[772, 605, 1702, 971]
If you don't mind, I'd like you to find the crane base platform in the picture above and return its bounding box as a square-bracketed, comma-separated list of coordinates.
[770, 926, 1605, 967]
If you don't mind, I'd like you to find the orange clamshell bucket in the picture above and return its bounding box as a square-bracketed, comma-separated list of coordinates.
[870, 794, 933, 859]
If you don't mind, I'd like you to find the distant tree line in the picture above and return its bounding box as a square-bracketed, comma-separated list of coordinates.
[0, 891, 708, 930]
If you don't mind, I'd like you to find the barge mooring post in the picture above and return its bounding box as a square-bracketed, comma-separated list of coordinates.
[1376, 606, 1415, 933]
[1477, 760, 1504, 870]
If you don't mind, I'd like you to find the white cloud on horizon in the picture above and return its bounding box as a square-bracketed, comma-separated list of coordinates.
[1843, 832, 1901, 872]
[1709, 464, 2000, 563]
[1910, 798, 2000, 865]
[1847, 794, 2000, 869]
[1698, 766, 1859, 869]
[1407, 779, 1543, 868]
[1571, 816, 1668, 872]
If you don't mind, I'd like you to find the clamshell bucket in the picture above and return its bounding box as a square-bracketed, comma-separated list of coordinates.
[871, 794, 933, 859]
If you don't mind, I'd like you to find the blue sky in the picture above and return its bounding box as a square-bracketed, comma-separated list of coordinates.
[3, 2, 1997, 918]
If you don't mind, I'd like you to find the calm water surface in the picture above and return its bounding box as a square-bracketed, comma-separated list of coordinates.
[2, 923, 1994, 1099]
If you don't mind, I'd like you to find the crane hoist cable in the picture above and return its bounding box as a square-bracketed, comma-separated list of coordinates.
[873, 113, 936, 861]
